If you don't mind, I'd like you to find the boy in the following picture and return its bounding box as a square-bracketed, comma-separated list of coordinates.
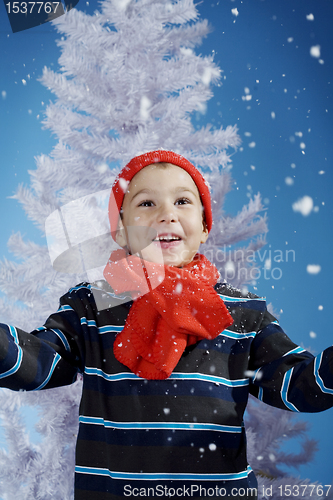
[0, 149, 333, 500]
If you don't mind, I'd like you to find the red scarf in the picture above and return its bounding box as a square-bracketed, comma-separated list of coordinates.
[103, 250, 233, 380]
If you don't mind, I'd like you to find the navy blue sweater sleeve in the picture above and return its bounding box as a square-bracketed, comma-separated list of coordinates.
[0, 290, 85, 391]
[248, 312, 333, 412]
[0, 280, 135, 392]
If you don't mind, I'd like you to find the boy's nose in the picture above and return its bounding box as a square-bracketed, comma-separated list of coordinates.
[158, 205, 178, 223]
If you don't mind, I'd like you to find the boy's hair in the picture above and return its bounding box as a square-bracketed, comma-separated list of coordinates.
[109, 150, 212, 240]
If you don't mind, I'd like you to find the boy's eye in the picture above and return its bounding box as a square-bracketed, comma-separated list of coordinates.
[137, 198, 191, 207]
[138, 200, 154, 207]
[175, 197, 191, 205]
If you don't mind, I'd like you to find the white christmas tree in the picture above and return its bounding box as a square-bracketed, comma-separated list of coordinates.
[0, 1, 324, 498]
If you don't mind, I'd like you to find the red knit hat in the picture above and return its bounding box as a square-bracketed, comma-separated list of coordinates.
[109, 150, 212, 239]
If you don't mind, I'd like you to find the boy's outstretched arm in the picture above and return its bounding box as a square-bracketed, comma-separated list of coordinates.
[248, 313, 333, 413]
[0, 323, 79, 391]
[0, 287, 87, 391]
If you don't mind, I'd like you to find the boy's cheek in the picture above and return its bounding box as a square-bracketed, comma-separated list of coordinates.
[126, 226, 157, 253]
[140, 242, 165, 265]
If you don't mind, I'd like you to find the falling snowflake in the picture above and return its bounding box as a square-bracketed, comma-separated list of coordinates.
[306, 264, 321, 275]
[119, 178, 129, 193]
[310, 45, 321, 58]
[264, 259, 271, 270]
[292, 195, 313, 216]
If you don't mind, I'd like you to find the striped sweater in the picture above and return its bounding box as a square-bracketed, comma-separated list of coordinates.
[1, 281, 333, 500]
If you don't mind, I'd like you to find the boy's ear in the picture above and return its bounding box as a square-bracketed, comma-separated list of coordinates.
[200, 223, 209, 244]
[115, 218, 128, 248]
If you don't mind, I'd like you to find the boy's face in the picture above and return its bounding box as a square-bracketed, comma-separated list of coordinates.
[116, 163, 209, 267]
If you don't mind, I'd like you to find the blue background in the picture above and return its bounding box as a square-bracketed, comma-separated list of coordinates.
[0, 0, 332, 488]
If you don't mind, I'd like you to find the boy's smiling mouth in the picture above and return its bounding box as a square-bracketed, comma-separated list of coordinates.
[153, 233, 182, 249]
[153, 233, 182, 242]
[154, 233, 181, 241]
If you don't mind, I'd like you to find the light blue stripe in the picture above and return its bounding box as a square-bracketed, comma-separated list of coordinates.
[69, 284, 90, 293]
[220, 329, 256, 340]
[281, 369, 299, 412]
[258, 386, 263, 401]
[79, 415, 242, 433]
[51, 329, 71, 352]
[9, 324, 19, 343]
[98, 325, 124, 334]
[80, 318, 97, 328]
[58, 305, 74, 312]
[252, 368, 261, 383]
[75, 465, 252, 481]
[87, 319, 97, 327]
[33, 353, 61, 391]
[0, 325, 23, 379]
[0, 347, 22, 379]
[84, 367, 249, 388]
[219, 294, 265, 303]
[84, 368, 140, 381]
[97, 326, 254, 338]
[169, 372, 249, 387]
[282, 346, 306, 357]
[314, 354, 333, 395]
